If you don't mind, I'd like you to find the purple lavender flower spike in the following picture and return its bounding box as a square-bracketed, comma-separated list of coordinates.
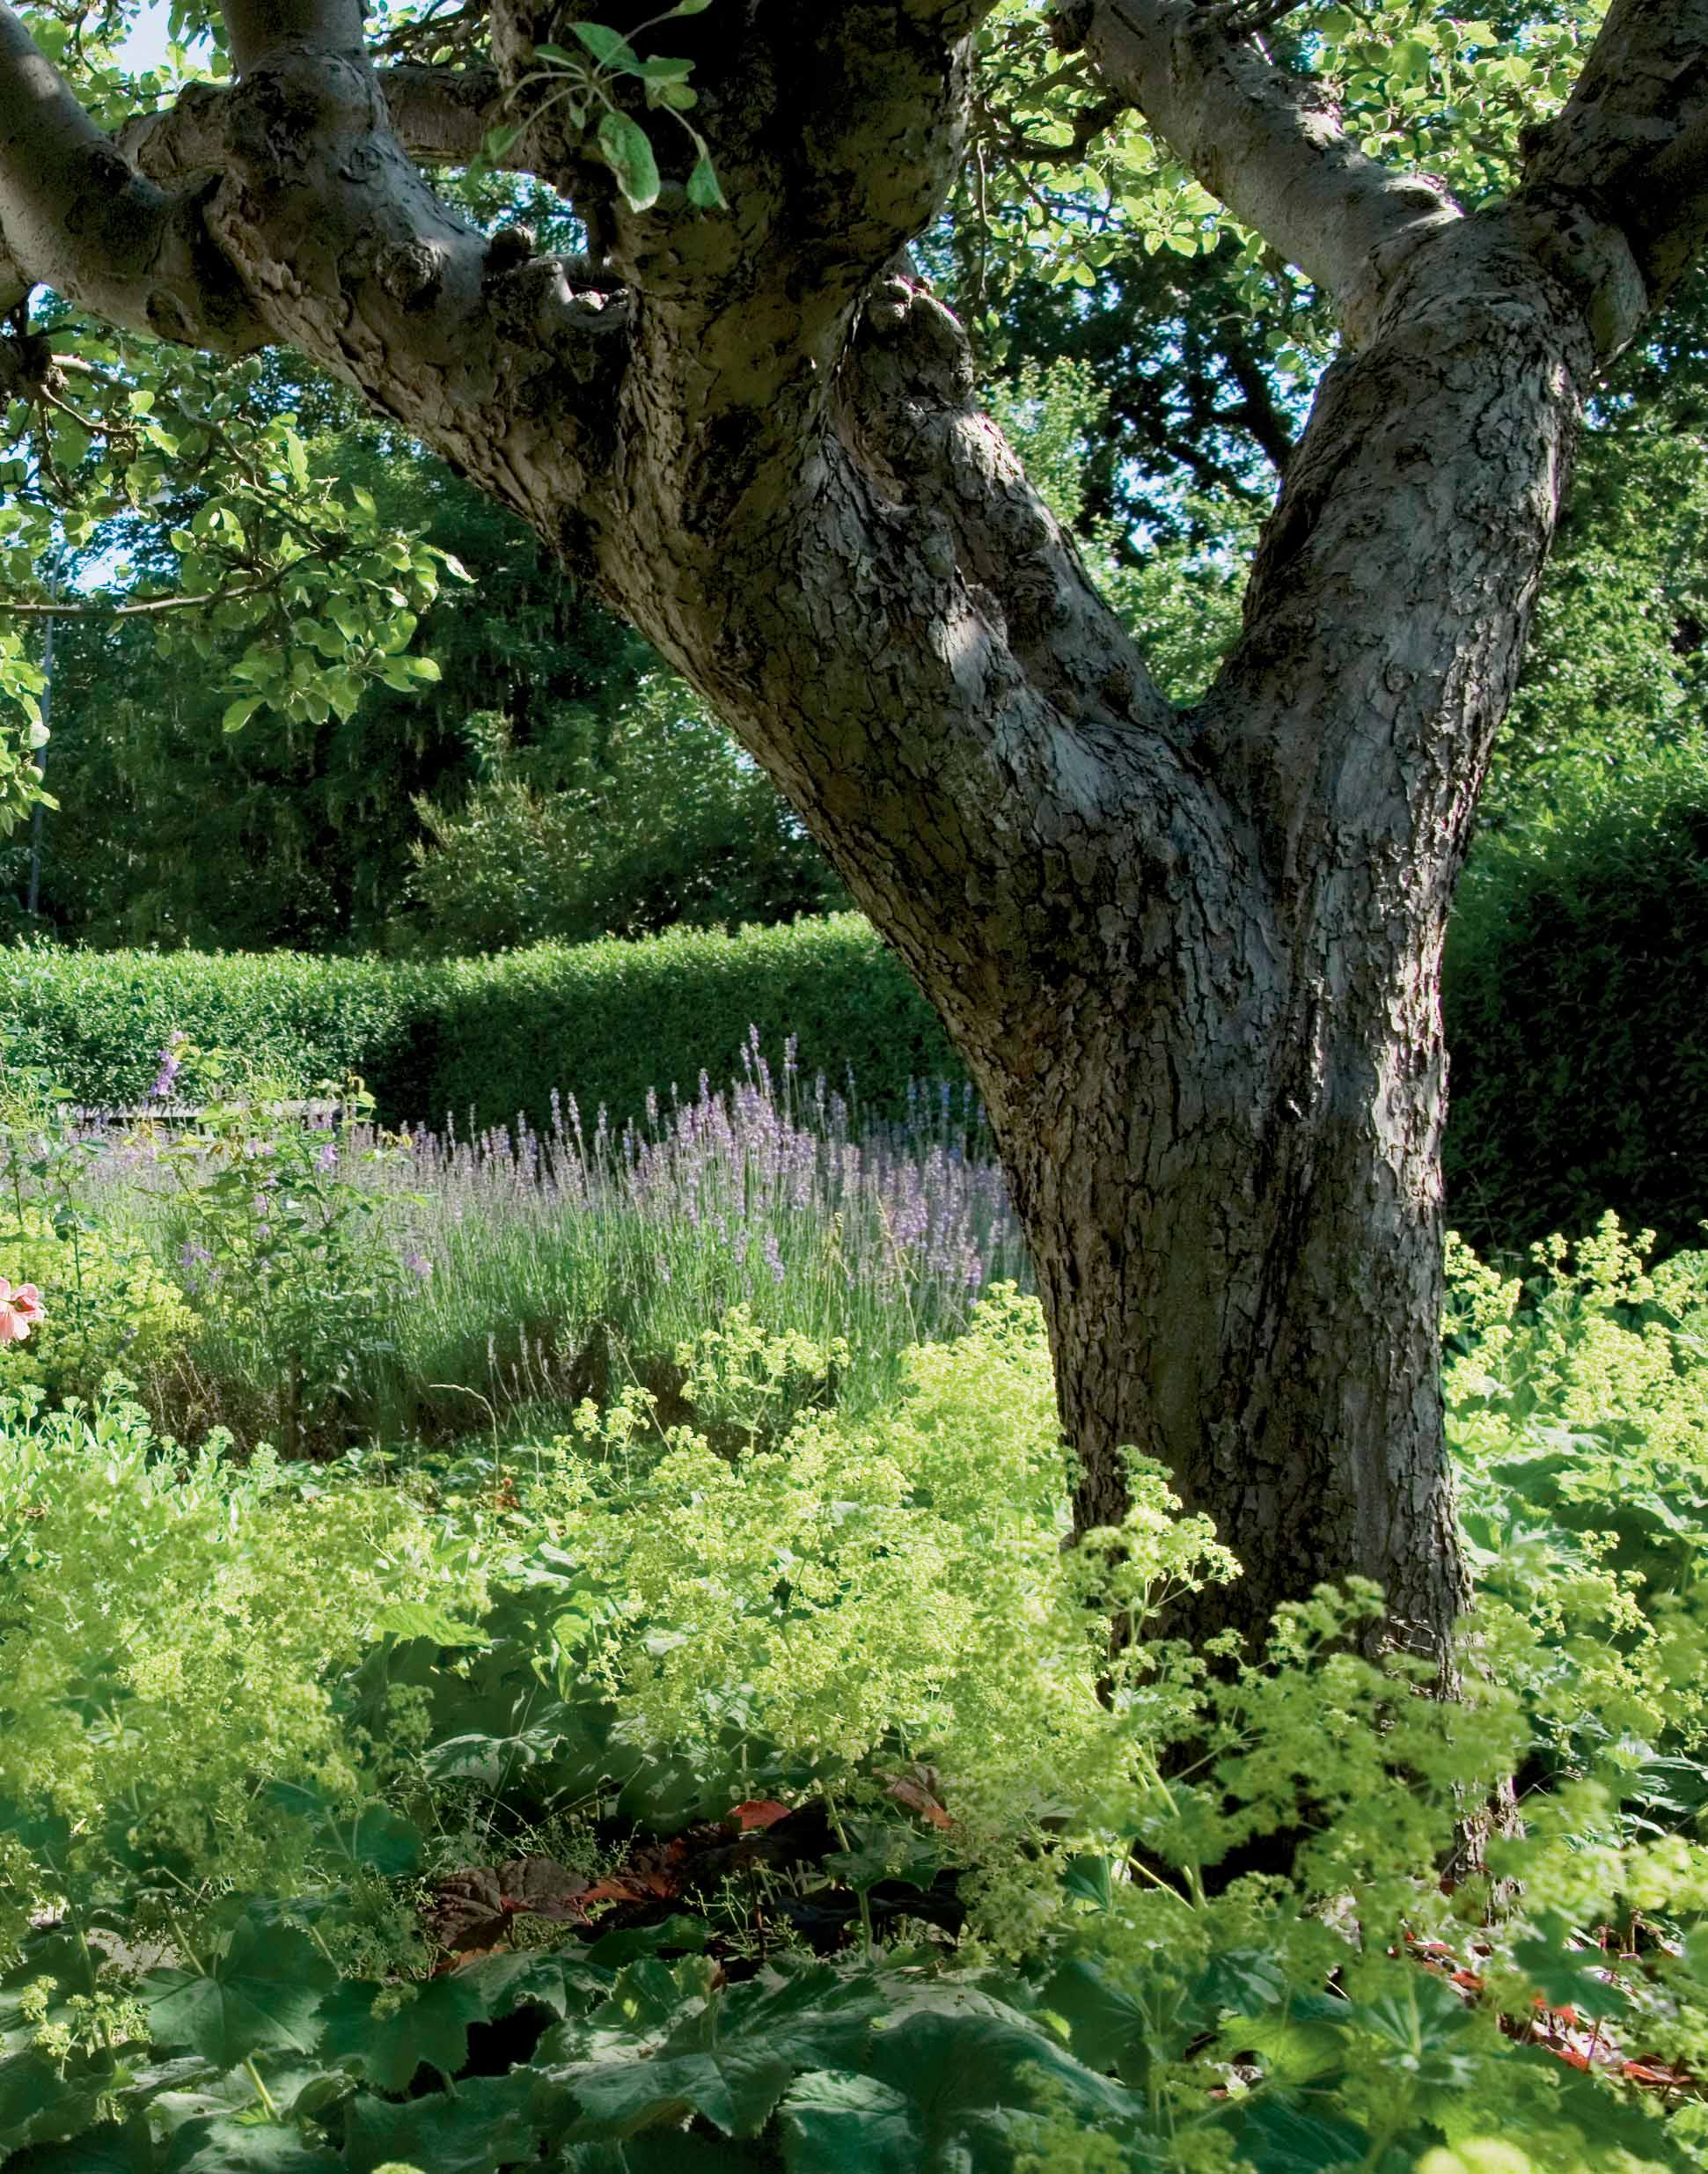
[150, 1030, 187, 1100]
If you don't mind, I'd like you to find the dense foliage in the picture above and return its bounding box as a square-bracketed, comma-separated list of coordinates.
[0, 914, 964, 1133]
[0, 371, 839, 953]
[1444, 746, 1708, 1255]
[7, 1136, 1708, 2166]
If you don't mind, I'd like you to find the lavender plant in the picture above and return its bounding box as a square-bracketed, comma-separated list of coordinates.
[361, 1033, 1028, 1441]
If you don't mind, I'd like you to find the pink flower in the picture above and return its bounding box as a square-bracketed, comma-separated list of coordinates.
[0, 1279, 41, 1343]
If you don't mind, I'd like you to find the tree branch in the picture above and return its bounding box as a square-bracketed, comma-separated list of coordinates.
[120, 63, 512, 184]
[1063, 0, 1460, 334]
[1522, 0, 1708, 312]
[379, 60, 502, 165]
[0, 4, 265, 349]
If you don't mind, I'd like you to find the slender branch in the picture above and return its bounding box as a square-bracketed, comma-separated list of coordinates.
[0, 4, 264, 350]
[3, 581, 274, 616]
[1062, 0, 1460, 333]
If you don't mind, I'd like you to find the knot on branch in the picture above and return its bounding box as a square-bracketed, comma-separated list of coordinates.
[224, 48, 381, 176]
[856, 271, 973, 405]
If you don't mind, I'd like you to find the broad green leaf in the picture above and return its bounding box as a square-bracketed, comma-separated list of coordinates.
[10, 2118, 152, 2173]
[0, 2047, 110, 2155]
[863, 1995, 1142, 2155]
[597, 111, 661, 211]
[370, 1600, 489, 1646]
[778, 2069, 922, 2174]
[222, 694, 264, 734]
[161, 2118, 342, 2173]
[568, 22, 642, 70]
[1228, 2095, 1367, 2171]
[341, 2073, 541, 2174]
[318, 1973, 487, 2091]
[559, 2048, 793, 2141]
[458, 1949, 611, 2024]
[140, 1923, 334, 2071]
[584, 1916, 710, 1968]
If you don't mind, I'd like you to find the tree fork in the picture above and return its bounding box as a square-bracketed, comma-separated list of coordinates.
[2, 0, 1708, 1671]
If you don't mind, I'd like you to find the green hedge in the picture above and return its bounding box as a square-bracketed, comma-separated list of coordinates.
[1443, 746, 1708, 1258]
[11, 792, 1708, 1256]
[0, 915, 964, 1135]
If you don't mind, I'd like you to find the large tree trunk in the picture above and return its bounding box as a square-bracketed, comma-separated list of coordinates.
[4, 0, 1704, 1666]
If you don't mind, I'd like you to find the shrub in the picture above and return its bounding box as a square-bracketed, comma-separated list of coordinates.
[0, 940, 419, 1114]
[0, 914, 964, 1134]
[0, 1390, 479, 1957]
[0, 1204, 194, 1402]
[399, 673, 847, 952]
[1444, 744, 1708, 1255]
[410, 914, 963, 1136]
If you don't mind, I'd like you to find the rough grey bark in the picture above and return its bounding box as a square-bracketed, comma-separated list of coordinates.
[3, 0, 1706, 1656]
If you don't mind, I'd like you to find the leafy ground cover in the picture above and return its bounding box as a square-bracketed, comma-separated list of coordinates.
[5, 1051, 1708, 2168]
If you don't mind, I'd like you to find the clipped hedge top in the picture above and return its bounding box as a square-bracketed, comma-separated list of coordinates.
[0, 914, 965, 1135]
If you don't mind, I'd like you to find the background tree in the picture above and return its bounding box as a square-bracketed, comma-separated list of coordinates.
[0, 353, 840, 945]
[2, 0, 1707, 1660]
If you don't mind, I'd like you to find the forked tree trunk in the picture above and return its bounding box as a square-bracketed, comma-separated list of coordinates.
[4, 0, 1700, 1669]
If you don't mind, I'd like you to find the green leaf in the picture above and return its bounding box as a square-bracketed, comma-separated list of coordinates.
[561, 2049, 793, 2141]
[371, 1600, 489, 1647]
[0, 2046, 110, 2155]
[568, 21, 643, 70]
[481, 121, 526, 164]
[1228, 2095, 1367, 2171]
[1390, 35, 1433, 86]
[1512, 1915, 1631, 2023]
[458, 1950, 611, 2024]
[585, 1915, 711, 1968]
[140, 1923, 335, 2071]
[863, 1995, 1141, 2156]
[341, 2073, 542, 2174]
[222, 694, 264, 735]
[322, 1803, 425, 1877]
[318, 1973, 488, 2091]
[778, 2070, 923, 2174]
[11, 2118, 153, 2173]
[668, 0, 714, 12]
[685, 150, 726, 211]
[161, 2118, 342, 2173]
[597, 111, 661, 211]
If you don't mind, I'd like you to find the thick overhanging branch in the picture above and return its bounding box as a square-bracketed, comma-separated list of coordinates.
[0, 4, 265, 349]
[379, 61, 503, 165]
[1522, 0, 1708, 315]
[108, 1, 626, 532]
[1061, 0, 1460, 336]
[121, 63, 513, 183]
